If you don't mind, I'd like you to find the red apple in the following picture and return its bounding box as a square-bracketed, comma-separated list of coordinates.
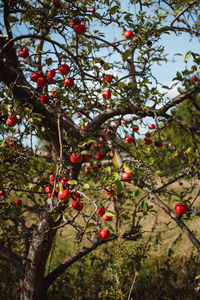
[98, 206, 105, 217]
[30, 73, 39, 82]
[72, 192, 81, 200]
[104, 74, 113, 83]
[121, 172, 131, 181]
[53, 98, 61, 106]
[179, 181, 183, 186]
[74, 24, 86, 34]
[70, 18, 81, 27]
[92, 167, 98, 173]
[16, 286, 20, 292]
[70, 153, 83, 164]
[175, 203, 187, 215]
[45, 186, 52, 194]
[132, 126, 139, 132]
[155, 141, 163, 148]
[37, 77, 47, 87]
[102, 214, 113, 221]
[145, 139, 152, 145]
[76, 113, 81, 118]
[98, 229, 110, 240]
[64, 77, 74, 87]
[124, 30, 133, 39]
[105, 186, 115, 197]
[40, 94, 48, 104]
[191, 75, 198, 83]
[18, 46, 29, 58]
[84, 167, 90, 174]
[16, 199, 22, 206]
[149, 124, 155, 130]
[58, 189, 71, 201]
[90, 7, 96, 13]
[8, 139, 14, 147]
[59, 178, 68, 186]
[58, 64, 70, 75]
[6, 115, 19, 127]
[72, 200, 84, 211]
[48, 69, 55, 78]
[125, 136, 133, 143]
[0, 190, 5, 196]
[102, 90, 111, 100]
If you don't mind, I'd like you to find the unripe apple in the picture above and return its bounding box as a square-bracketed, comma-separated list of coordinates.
[124, 30, 133, 39]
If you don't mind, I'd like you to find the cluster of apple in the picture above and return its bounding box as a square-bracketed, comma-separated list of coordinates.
[44, 171, 84, 211]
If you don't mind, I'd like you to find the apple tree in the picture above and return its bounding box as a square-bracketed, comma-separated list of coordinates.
[0, 0, 200, 299]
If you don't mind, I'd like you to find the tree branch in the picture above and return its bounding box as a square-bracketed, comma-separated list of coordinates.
[0, 245, 24, 278]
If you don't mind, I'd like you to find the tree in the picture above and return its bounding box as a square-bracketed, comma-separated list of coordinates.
[0, 0, 200, 299]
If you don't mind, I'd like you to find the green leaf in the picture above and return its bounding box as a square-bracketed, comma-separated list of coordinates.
[56, 182, 63, 192]
[81, 150, 90, 155]
[83, 183, 90, 189]
[185, 51, 191, 63]
[122, 49, 131, 62]
[7, 16, 19, 23]
[105, 210, 115, 217]
[109, 5, 119, 14]
[114, 181, 122, 195]
[53, 213, 61, 222]
[132, 189, 139, 197]
[123, 163, 133, 173]
[86, 223, 96, 231]
[68, 180, 77, 185]
[113, 155, 119, 168]
[46, 58, 53, 66]
[176, 71, 183, 81]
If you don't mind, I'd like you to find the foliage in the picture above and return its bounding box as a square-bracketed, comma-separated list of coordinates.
[0, 0, 200, 299]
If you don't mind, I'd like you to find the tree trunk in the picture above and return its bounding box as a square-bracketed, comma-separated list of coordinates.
[20, 276, 48, 300]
